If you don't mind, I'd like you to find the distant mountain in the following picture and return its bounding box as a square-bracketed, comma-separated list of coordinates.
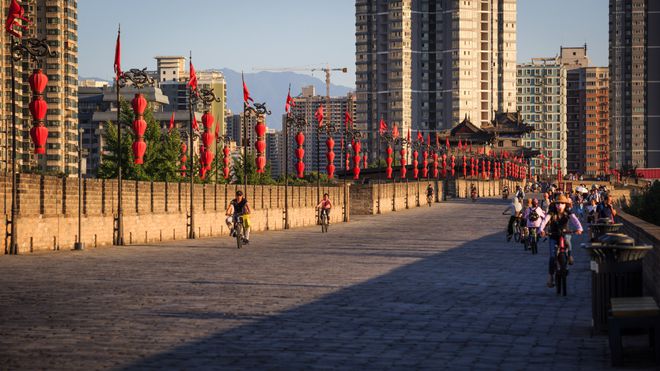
[218, 69, 354, 130]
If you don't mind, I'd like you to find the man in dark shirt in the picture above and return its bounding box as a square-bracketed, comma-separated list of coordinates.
[596, 195, 617, 223]
[225, 190, 251, 243]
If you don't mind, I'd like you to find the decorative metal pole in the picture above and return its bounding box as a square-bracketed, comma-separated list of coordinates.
[284, 113, 308, 229]
[6, 36, 56, 254]
[187, 81, 221, 239]
[115, 68, 154, 245]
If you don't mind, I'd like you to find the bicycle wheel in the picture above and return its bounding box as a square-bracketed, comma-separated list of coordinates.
[556, 253, 568, 296]
[236, 224, 243, 249]
[513, 230, 520, 243]
[531, 238, 538, 255]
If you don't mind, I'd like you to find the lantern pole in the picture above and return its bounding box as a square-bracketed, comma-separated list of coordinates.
[242, 101, 271, 197]
[115, 68, 154, 244]
[187, 76, 221, 239]
[75, 127, 84, 250]
[285, 112, 308, 228]
[6, 36, 56, 254]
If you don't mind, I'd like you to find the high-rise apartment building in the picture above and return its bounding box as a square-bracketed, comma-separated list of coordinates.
[516, 58, 567, 175]
[155, 56, 186, 83]
[286, 87, 355, 175]
[355, 0, 517, 159]
[1, 0, 79, 175]
[609, 0, 660, 169]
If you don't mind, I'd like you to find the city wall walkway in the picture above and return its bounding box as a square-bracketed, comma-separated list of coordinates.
[0, 199, 618, 369]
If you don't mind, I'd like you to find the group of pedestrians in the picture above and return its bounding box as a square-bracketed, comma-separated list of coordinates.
[503, 183, 618, 289]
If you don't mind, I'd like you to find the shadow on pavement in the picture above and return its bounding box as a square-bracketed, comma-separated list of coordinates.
[121, 230, 643, 370]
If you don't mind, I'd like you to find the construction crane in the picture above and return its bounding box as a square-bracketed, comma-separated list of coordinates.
[252, 65, 348, 99]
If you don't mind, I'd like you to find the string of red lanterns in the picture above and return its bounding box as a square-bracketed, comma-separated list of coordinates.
[131, 93, 147, 164]
[28, 69, 48, 154]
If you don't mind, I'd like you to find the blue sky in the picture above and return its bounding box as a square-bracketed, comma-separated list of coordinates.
[78, 0, 608, 88]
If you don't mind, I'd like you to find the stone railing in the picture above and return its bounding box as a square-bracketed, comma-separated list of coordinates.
[616, 210, 660, 303]
[0, 174, 349, 254]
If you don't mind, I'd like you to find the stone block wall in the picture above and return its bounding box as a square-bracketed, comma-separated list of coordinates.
[1, 174, 349, 254]
[351, 180, 443, 215]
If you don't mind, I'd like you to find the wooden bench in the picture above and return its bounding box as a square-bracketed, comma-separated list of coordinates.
[608, 297, 660, 366]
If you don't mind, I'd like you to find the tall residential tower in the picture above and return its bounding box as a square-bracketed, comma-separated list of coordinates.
[355, 0, 517, 159]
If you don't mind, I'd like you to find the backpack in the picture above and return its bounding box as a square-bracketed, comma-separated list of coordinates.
[529, 208, 540, 222]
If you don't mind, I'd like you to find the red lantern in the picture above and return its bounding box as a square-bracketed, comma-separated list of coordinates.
[201, 111, 214, 130]
[29, 69, 48, 94]
[131, 94, 148, 164]
[441, 153, 447, 178]
[400, 148, 407, 179]
[203, 148, 213, 171]
[462, 156, 467, 178]
[422, 150, 429, 178]
[131, 93, 147, 116]
[451, 155, 455, 177]
[352, 140, 361, 180]
[362, 152, 368, 169]
[222, 145, 231, 179]
[296, 131, 305, 178]
[385, 145, 393, 179]
[432, 152, 439, 178]
[345, 152, 350, 171]
[28, 69, 49, 154]
[326, 137, 335, 178]
[487, 160, 491, 179]
[254, 116, 267, 173]
[412, 150, 419, 179]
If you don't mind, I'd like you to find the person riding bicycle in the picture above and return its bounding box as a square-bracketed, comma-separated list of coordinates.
[470, 183, 478, 199]
[503, 197, 523, 241]
[225, 190, 251, 244]
[538, 194, 583, 288]
[316, 193, 332, 224]
[515, 185, 525, 202]
[426, 184, 434, 199]
[502, 185, 510, 199]
[522, 198, 546, 250]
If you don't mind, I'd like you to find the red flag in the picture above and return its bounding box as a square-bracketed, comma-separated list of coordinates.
[113, 26, 121, 80]
[392, 123, 400, 139]
[344, 110, 353, 128]
[242, 72, 253, 103]
[169, 112, 175, 132]
[285, 85, 295, 113]
[315, 105, 324, 127]
[192, 115, 199, 131]
[5, 0, 30, 38]
[188, 61, 198, 92]
[417, 131, 423, 142]
[446, 138, 450, 151]
[379, 118, 387, 134]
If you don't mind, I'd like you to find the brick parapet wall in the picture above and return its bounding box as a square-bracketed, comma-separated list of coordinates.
[0, 174, 349, 254]
[616, 210, 660, 304]
[351, 180, 444, 215]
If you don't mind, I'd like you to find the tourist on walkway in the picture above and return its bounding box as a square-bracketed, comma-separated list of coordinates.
[503, 197, 523, 241]
[538, 194, 583, 288]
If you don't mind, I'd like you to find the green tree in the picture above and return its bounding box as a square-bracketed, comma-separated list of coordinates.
[231, 152, 276, 185]
[98, 98, 183, 181]
[622, 180, 660, 226]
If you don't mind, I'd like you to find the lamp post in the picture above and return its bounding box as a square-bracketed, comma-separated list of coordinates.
[187, 86, 221, 239]
[242, 101, 270, 195]
[115, 68, 155, 246]
[75, 127, 84, 251]
[284, 112, 308, 229]
[6, 36, 56, 255]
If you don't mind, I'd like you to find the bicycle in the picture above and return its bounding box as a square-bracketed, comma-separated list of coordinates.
[528, 228, 539, 255]
[519, 223, 529, 250]
[512, 217, 524, 243]
[426, 194, 433, 207]
[318, 208, 329, 233]
[554, 230, 576, 296]
[232, 215, 248, 249]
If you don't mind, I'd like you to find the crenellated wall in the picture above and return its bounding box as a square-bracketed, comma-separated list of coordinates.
[0, 174, 349, 254]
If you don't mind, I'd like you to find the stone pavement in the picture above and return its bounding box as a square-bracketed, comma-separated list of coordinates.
[0, 199, 650, 370]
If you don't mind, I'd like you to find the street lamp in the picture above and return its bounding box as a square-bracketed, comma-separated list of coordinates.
[6, 34, 56, 255]
[187, 85, 221, 239]
[115, 68, 155, 246]
[283, 112, 308, 229]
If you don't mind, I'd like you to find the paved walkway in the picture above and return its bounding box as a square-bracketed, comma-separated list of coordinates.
[0, 199, 646, 370]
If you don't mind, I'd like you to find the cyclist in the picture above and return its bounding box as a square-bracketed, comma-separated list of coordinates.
[316, 193, 332, 224]
[225, 190, 251, 244]
[515, 185, 525, 202]
[539, 194, 583, 288]
[502, 197, 523, 241]
[426, 184, 434, 205]
[523, 198, 545, 251]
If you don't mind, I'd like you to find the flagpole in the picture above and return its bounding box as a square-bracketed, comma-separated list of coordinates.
[115, 25, 124, 246]
[284, 116, 289, 229]
[188, 51, 196, 239]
